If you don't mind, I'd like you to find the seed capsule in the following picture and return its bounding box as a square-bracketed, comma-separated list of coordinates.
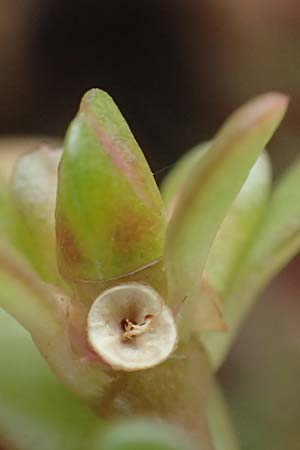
[87, 283, 177, 371]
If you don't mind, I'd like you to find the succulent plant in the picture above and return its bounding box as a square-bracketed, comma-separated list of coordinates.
[0, 89, 299, 450]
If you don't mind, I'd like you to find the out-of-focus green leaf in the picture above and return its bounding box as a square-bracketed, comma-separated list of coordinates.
[161, 142, 209, 216]
[0, 175, 16, 241]
[207, 382, 240, 450]
[203, 157, 300, 369]
[164, 93, 288, 337]
[56, 89, 166, 284]
[204, 152, 272, 295]
[243, 156, 300, 273]
[0, 240, 62, 341]
[11, 146, 62, 284]
[162, 148, 271, 335]
[195, 153, 271, 362]
[0, 137, 57, 183]
[0, 308, 102, 450]
[94, 419, 196, 450]
[0, 240, 111, 403]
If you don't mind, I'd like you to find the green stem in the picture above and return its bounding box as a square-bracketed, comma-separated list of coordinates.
[95, 339, 215, 450]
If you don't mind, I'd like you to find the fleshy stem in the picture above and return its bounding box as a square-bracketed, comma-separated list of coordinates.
[96, 339, 215, 450]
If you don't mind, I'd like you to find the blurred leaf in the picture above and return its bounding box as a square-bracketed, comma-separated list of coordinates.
[165, 93, 288, 337]
[95, 419, 196, 450]
[161, 142, 209, 217]
[204, 152, 272, 295]
[11, 146, 62, 284]
[56, 89, 166, 284]
[0, 308, 102, 450]
[0, 137, 59, 183]
[0, 239, 61, 341]
[0, 238, 112, 419]
[203, 156, 300, 368]
[162, 149, 271, 335]
[207, 382, 240, 450]
[244, 155, 300, 272]
[0, 174, 17, 241]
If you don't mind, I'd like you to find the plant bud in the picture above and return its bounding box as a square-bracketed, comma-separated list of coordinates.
[56, 89, 166, 284]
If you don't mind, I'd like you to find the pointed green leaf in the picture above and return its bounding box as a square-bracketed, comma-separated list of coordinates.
[162, 148, 271, 338]
[11, 146, 62, 284]
[56, 89, 166, 284]
[162, 147, 272, 295]
[203, 157, 300, 369]
[165, 93, 288, 337]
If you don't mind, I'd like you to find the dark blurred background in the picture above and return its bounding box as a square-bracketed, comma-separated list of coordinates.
[0, 1, 299, 449]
